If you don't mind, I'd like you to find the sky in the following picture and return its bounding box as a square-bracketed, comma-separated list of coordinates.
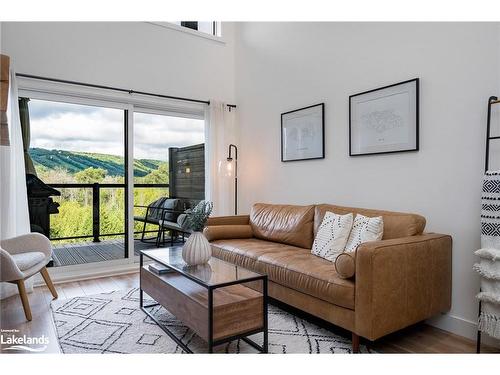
[29, 99, 205, 161]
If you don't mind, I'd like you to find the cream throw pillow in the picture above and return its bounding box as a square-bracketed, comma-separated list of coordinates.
[344, 214, 383, 253]
[311, 212, 353, 262]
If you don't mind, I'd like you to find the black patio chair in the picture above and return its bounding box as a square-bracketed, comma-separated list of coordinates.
[155, 199, 202, 247]
[134, 197, 195, 247]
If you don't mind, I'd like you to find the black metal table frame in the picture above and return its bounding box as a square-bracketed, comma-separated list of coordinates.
[139, 252, 268, 353]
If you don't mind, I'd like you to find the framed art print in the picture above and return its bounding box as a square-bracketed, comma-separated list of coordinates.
[281, 103, 325, 162]
[349, 78, 419, 156]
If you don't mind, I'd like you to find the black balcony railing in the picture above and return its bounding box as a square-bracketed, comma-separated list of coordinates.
[48, 183, 169, 242]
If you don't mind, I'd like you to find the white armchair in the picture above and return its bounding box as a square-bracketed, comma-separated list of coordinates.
[1, 233, 58, 321]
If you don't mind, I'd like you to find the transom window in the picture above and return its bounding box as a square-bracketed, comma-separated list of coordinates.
[173, 21, 221, 37]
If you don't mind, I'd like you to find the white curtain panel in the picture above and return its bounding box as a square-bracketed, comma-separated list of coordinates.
[205, 101, 237, 216]
[0, 69, 31, 299]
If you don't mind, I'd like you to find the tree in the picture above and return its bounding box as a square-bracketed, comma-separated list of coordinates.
[74, 167, 107, 206]
[35, 160, 172, 244]
[75, 167, 107, 184]
[140, 163, 168, 184]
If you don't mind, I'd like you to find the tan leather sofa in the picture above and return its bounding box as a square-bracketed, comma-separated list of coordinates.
[204, 203, 452, 352]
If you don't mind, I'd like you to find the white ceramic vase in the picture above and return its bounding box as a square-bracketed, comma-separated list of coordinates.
[182, 231, 212, 266]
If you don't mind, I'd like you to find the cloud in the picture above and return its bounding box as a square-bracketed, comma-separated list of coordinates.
[29, 99, 204, 160]
[29, 99, 101, 120]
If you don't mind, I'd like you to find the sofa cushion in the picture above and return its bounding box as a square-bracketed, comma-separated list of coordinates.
[146, 197, 168, 221]
[334, 252, 356, 279]
[134, 215, 160, 225]
[312, 211, 353, 262]
[177, 213, 188, 228]
[344, 214, 384, 253]
[161, 198, 183, 221]
[211, 238, 355, 309]
[210, 238, 281, 271]
[314, 204, 426, 240]
[250, 203, 315, 248]
[203, 225, 253, 242]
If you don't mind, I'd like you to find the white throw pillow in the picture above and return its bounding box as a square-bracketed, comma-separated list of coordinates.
[344, 214, 384, 253]
[311, 212, 354, 262]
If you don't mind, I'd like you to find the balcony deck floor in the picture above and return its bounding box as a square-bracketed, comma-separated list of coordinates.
[51, 238, 182, 267]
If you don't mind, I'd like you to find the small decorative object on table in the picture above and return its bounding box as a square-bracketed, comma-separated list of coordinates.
[181, 200, 213, 265]
[148, 263, 172, 275]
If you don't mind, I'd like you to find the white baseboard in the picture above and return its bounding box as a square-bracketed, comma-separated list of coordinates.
[427, 313, 500, 348]
[426, 313, 477, 339]
[32, 260, 141, 286]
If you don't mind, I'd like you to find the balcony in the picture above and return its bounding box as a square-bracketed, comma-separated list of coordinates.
[45, 182, 178, 267]
[26, 143, 205, 268]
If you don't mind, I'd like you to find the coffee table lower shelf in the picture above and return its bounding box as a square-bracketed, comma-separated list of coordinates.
[139, 264, 268, 353]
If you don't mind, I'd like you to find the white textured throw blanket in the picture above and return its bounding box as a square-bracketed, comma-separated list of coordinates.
[481, 171, 500, 248]
[475, 171, 500, 339]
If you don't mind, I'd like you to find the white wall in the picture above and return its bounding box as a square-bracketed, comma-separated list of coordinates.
[0, 22, 235, 102]
[234, 22, 500, 340]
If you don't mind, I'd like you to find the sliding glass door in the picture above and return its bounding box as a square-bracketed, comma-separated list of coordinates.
[22, 86, 206, 269]
[132, 110, 204, 253]
[27, 98, 128, 267]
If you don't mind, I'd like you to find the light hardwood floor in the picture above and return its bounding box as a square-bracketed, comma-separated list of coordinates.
[0, 272, 498, 354]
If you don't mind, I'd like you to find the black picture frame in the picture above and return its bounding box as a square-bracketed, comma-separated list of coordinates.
[349, 78, 419, 157]
[281, 103, 325, 162]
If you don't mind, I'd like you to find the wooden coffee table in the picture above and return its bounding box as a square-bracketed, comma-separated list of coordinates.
[140, 247, 268, 353]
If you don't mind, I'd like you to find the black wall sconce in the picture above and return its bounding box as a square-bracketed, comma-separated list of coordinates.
[226, 144, 238, 215]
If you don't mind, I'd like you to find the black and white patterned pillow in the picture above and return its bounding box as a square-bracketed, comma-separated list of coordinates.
[311, 212, 353, 262]
[344, 214, 383, 253]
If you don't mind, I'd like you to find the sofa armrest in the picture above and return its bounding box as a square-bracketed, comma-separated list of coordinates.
[354, 233, 452, 341]
[206, 215, 250, 226]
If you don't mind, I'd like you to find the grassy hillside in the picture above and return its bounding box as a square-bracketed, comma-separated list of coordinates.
[30, 148, 164, 177]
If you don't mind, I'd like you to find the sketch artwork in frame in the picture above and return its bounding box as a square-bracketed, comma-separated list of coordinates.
[349, 78, 419, 156]
[281, 103, 325, 162]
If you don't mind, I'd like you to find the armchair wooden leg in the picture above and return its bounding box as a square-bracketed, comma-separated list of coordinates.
[40, 267, 58, 299]
[16, 280, 32, 321]
[352, 332, 360, 353]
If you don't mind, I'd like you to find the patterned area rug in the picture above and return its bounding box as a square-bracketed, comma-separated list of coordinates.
[50, 288, 370, 354]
